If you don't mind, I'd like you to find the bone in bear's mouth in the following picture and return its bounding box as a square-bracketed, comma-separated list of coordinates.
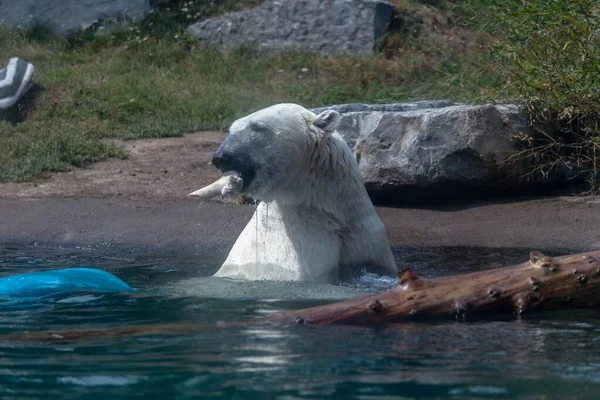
[188, 171, 243, 200]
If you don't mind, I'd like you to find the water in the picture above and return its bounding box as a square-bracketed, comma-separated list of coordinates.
[1, 244, 600, 399]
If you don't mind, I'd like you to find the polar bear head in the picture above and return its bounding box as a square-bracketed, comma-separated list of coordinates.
[211, 103, 342, 202]
[203, 103, 398, 281]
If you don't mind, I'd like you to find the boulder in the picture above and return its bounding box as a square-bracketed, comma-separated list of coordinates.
[317, 103, 539, 203]
[311, 100, 455, 115]
[187, 0, 394, 54]
[312, 100, 455, 148]
[0, 0, 149, 33]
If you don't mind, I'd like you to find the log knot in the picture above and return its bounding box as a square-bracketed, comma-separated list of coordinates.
[368, 299, 383, 313]
[529, 276, 541, 292]
[452, 301, 470, 321]
[515, 293, 541, 316]
[397, 268, 422, 290]
[530, 251, 558, 273]
[295, 316, 313, 325]
[516, 296, 528, 316]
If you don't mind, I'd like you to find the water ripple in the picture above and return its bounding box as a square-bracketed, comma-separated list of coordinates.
[0, 245, 599, 399]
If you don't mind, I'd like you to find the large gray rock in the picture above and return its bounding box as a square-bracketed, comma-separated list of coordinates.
[320, 103, 537, 202]
[0, 0, 149, 33]
[313, 100, 456, 148]
[311, 100, 455, 115]
[187, 0, 394, 54]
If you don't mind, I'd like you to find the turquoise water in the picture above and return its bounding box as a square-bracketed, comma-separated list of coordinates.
[1, 245, 600, 399]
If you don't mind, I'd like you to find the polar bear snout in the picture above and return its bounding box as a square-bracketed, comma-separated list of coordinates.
[211, 139, 257, 191]
[211, 147, 234, 171]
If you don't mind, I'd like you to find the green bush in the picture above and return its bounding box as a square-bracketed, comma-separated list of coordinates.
[463, 0, 600, 187]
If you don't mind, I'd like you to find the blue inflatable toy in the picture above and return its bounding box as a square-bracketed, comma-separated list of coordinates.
[0, 268, 133, 298]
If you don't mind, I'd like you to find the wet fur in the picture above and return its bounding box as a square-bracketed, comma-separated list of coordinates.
[213, 104, 397, 282]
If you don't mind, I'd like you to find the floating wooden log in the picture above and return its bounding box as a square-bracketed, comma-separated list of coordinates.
[272, 250, 600, 325]
[5, 250, 600, 342]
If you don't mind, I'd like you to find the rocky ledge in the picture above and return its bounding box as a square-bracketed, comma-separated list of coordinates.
[313, 102, 575, 203]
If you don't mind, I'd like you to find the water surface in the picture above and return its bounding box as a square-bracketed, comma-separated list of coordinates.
[1, 245, 599, 399]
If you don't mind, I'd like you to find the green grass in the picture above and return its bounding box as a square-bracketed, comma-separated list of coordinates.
[0, 122, 124, 182]
[0, 0, 499, 182]
[461, 0, 600, 189]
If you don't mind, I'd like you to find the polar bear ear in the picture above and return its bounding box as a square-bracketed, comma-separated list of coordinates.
[313, 110, 341, 133]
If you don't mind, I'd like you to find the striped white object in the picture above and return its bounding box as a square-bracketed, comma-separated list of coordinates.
[0, 57, 35, 109]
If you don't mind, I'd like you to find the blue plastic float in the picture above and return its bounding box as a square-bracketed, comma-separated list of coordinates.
[0, 268, 133, 298]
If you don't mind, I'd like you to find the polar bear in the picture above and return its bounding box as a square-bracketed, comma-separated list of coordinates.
[196, 103, 397, 282]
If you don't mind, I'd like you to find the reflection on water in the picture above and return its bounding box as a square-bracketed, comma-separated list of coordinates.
[0, 244, 599, 399]
[393, 246, 550, 277]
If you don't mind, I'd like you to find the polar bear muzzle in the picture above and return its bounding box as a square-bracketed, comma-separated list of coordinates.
[211, 136, 257, 191]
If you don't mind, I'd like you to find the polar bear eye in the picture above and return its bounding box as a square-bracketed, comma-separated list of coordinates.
[249, 121, 271, 134]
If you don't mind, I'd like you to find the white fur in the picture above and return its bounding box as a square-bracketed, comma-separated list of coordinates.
[214, 104, 397, 282]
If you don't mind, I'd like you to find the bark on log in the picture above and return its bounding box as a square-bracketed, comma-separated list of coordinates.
[274, 250, 600, 325]
[5, 250, 600, 342]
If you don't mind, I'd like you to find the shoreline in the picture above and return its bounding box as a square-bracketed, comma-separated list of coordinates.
[2, 196, 599, 258]
[1, 133, 598, 259]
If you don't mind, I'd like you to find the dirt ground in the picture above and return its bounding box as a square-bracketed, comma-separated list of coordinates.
[1, 132, 599, 256]
[0, 132, 226, 200]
